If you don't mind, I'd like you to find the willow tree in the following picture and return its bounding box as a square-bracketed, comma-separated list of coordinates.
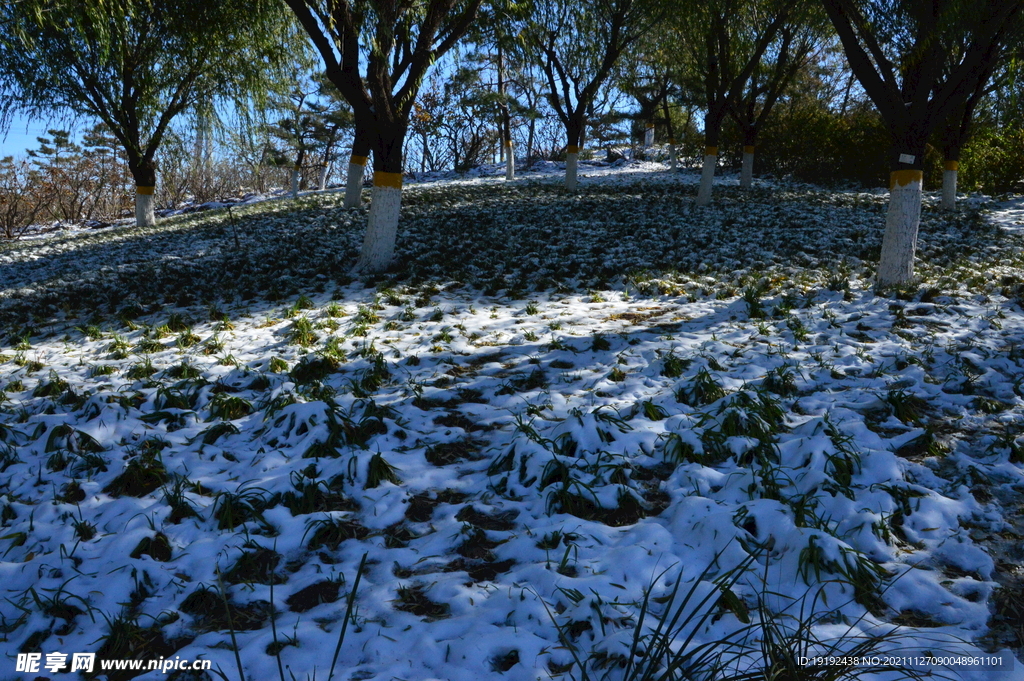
[286, 0, 482, 272]
[617, 49, 673, 163]
[675, 0, 798, 206]
[938, 73, 995, 210]
[467, 0, 533, 182]
[728, 1, 823, 188]
[527, 0, 660, 190]
[0, 0, 292, 228]
[935, 26, 1022, 210]
[823, 0, 1024, 287]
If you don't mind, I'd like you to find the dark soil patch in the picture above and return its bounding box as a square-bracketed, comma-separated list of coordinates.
[433, 412, 492, 432]
[223, 547, 284, 585]
[456, 528, 505, 561]
[425, 439, 487, 466]
[405, 489, 468, 523]
[286, 580, 342, 613]
[549, 489, 649, 527]
[179, 585, 268, 632]
[383, 522, 418, 549]
[455, 505, 519, 531]
[393, 584, 451, 620]
[446, 557, 516, 583]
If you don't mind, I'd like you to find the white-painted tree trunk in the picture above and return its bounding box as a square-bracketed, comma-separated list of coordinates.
[566, 152, 579, 190]
[505, 142, 515, 181]
[877, 172, 923, 288]
[344, 161, 366, 208]
[740, 147, 754, 188]
[290, 167, 300, 199]
[644, 124, 654, 149]
[318, 164, 330, 191]
[941, 163, 958, 210]
[696, 151, 717, 206]
[135, 189, 156, 228]
[668, 140, 677, 171]
[357, 184, 402, 273]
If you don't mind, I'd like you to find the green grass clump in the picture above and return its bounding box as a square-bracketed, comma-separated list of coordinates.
[103, 455, 169, 498]
[676, 367, 726, 406]
[289, 316, 319, 346]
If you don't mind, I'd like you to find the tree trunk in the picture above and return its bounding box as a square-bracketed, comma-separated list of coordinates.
[941, 148, 960, 210]
[877, 169, 924, 287]
[318, 164, 330, 191]
[566, 148, 579, 190]
[527, 119, 536, 165]
[505, 140, 515, 181]
[697, 114, 723, 206]
[697, 148, 717, 206]
[497, 42, 513, 182]
[941, 161, 958, 210]
[345, 125, 372, 209]
[740, 129, 757, 188]
[740, 147, 754, 188]
[135, 186, 156, 228]
[565, 120, 583, 190]
[129, 160, 157, 228]
[290, 165, 300, 199]
[345, 158, 367, 207]
[663, 100, 677, 171]
[356, 128, 405, 273]
[644, 122, 655, 149]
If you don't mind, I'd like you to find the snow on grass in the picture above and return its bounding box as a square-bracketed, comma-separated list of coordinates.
[1, 168, 1023, 681]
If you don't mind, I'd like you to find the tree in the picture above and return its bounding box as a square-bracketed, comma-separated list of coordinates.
[675, 0, 800, 206]
[937, 72, 995, 210]
[728, 1, 823, 188]
[617, 47, 674, 162]
[823, 0, 1024, 287]
[307, 78, 356, 191]
[465, 0, 533, 181]
[527, 0, 659, 190]
[0, 0, 292, 228]
[935, 24, 1022, 210]
[286, 0, 483, 273]
[267, 78, 322, 199]
[0, 157, 50, 239]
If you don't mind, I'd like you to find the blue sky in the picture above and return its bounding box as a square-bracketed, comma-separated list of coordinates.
[1, 114, 72, 158]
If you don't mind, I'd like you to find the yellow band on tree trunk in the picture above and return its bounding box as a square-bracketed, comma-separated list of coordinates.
[890, 169, 923, 189]
[705, 146, 718, 156]
[647, 123, 655, 129]
[567, 145, 581, 154]
[743, 146, 755, 154]
[504, 140, 513, 148]
[350, 155, 368, 166]
[136, 186, 155, 195]
[668, 138, 677, 145]
[373, 171, 403, 189]
[294, 165, 302, 171]
[944, 160, 959, 171]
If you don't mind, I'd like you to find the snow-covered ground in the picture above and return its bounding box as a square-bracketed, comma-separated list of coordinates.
[1, 163, 1023, 681]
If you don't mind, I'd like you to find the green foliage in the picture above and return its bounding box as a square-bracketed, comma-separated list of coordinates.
[365, 452, 401, 488]
[957, 126, 1024, 194]
[0, 0, 295, 190]
[755, 102, 890, 187]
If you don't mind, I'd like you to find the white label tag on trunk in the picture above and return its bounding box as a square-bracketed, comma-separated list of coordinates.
[899, 153, 915, 164]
